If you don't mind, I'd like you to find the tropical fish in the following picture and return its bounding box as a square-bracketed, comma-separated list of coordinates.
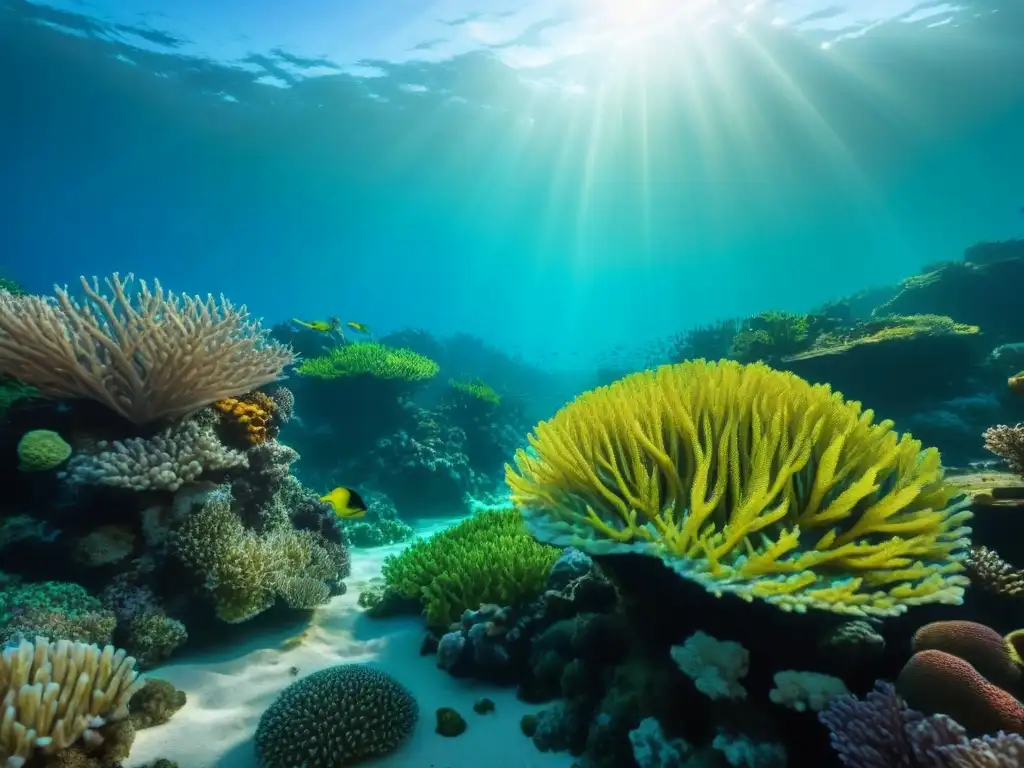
[319, 486, 368, 519]
[346, 321, 371, 334]
[293, 317, 341, 333]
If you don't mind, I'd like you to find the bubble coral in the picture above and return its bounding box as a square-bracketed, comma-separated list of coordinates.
[254, 664, 417, 768]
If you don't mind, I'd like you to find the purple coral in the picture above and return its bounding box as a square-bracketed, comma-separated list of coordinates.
[820, 681, 1024, 767]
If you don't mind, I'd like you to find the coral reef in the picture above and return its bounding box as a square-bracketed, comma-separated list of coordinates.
[16, 429, 71, 471]
[507, 359, 973, 617]
[254, 665, 418, 768]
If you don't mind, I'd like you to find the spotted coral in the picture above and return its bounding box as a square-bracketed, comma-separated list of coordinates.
[254, 664, 417, 768]
[506, 359, 973, 617]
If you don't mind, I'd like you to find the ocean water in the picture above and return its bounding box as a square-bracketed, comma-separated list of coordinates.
[2, 1, 1024, 767]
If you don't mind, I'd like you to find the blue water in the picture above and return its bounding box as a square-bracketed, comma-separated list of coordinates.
[3, 0, 1023, 368]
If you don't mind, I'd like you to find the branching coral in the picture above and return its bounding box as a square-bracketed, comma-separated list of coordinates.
[448, 378, 501, 405]
[295, 342, 438, 381]
[172, 489, 347, 623]
[376, 508, 560, 628]
[506, 359, 973, 617]
[0, 636, 145, 767]
[0, 274, 294, 424]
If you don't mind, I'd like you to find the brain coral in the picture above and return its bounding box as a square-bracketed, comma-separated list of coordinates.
[254, 665, 417, 768]
[506, 359, 973, 617]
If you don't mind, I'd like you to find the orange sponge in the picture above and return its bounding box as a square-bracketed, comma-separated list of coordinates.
[897, 648, 1024, 735]
[912, 620, 1022, 693]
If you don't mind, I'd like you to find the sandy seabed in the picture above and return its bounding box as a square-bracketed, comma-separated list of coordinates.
[126, 519, 574, 768]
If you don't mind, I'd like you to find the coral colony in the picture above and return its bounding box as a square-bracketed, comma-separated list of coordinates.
[1, 239, 1024, 767]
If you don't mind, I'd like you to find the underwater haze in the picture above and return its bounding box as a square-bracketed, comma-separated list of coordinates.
[4, 0, 1023, 366]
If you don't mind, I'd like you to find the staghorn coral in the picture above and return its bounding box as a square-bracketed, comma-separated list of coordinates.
[506, 359, 973, 617]
[967, 546, 1024, 598]
[295, 342, 438, 381]
[983, 424, 1024, 475]
[254, 664, 417, 768]
[0, 274, 294, 424]
[0, 636, 145, 767]
[16, 430, 71, 472]
[62, 416, 248, 492]
[375, 508, 560, 629]
[172, 488, 347, 623]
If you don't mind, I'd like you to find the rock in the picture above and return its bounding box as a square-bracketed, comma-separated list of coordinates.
[473, 697, 495, 714]
[435, 706, 467, 737]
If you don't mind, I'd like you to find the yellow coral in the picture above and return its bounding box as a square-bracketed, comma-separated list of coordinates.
[213, 392, 276, 445]
[505, 359, 973, 617]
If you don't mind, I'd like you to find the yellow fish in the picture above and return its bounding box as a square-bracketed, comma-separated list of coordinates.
[320, 486, 367, 519]
[293, 317, 341, 333]
[346, 321, 371, 334]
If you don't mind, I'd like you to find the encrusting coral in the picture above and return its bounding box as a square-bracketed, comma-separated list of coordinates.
[506, 359, 973, 617]
[0, 274, 294, 424]
[0, 636, 145, 767]
[213, 391, 278, 446]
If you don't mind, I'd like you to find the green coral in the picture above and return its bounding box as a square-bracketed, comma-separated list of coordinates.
[377, 508, 561, 629]
[295, 342, 439, 381]
[171, 491, 347, 623]
[0, 378, 37, 420]
[16, 429, 72, 471]
[448, 378, 501, 405]
[0, 581, 116, 645]
[0, 276, 25, 296]
[729, 310, 818, 364]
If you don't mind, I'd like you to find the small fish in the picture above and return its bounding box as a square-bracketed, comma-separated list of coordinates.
[293, 317, 341, 334]
[320, 486, 368, 519]
[346, 321, 371, 334]
[1009, 373, 1024, 395]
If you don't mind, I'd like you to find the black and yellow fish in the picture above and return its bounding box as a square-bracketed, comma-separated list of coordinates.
[319, 486, 367, 519]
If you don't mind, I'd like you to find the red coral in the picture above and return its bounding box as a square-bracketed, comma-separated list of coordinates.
[912, 620, 1022, 693]
[897, 649, 1024, 735]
